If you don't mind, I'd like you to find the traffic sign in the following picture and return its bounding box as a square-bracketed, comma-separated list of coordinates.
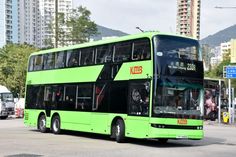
[223, 66, 236, 79]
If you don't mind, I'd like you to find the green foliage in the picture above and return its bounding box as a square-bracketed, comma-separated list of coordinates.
[0, 44, 38, 97]
[45, 6, 98, 48]
[66, 6, 98, 44]
[205, 54, 236, 88]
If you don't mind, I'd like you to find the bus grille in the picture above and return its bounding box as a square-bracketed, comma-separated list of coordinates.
[151, 124, 203, 130]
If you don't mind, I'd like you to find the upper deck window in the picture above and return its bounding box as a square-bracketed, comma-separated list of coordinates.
[114, 41, 132, 62]
[96, 44, 113, 64]
[80, 48, 94, 66]
[28, 56, 34, 72]
[33, 55, 43, 71]
[66, 49, 79, 67]
[55, 51, 66, 69]
[154, 35, 200, 61]
[43, 53, 55, 70]
[132, 39, 151, 60]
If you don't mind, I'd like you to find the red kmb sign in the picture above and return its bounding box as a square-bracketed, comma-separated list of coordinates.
[130, 66, 143, 75]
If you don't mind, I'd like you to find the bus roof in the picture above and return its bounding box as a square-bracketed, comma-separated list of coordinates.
[30, 31, 197, 56]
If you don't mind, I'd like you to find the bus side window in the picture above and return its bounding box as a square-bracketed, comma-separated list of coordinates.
[114, 41, 132, 62]
[132, 39, 151, 60]
[43, 53, 55, 70]
[28, 56, 35, 71]
[55, 51, 66, 69]
[64, 85, 76, 110]
[33, 55, 43, 71]
[66, 49, 79, 67]
[128, 81, 150, 116]
[80, 48, 94, 66]
[93, 83, 109, 112]
[76, 84, 93, 111]
[96, 44, 113, 64]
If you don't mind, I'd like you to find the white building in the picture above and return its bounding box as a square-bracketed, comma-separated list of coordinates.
[18, 0, 72, 48]
[221, 41, 231, 55]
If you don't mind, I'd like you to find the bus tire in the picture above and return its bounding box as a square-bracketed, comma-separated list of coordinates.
[38, 114, 47, 133]
[51, 115, 61, 134]
[115, 119, 125, 143]
[158, 138, 168, 144]
[0, 116, 8, 119]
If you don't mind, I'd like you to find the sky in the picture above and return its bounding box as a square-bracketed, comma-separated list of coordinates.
[73, 0, 236, 39]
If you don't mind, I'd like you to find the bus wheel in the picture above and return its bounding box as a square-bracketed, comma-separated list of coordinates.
[0, 116, 8, 119]
[38, 114, 47, 133]
[115, 119, 125, 143]
[158, 138, 168, 144]
[51, 115, 61, 134]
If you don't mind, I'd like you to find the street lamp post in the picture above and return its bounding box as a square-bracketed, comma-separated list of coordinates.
[55, 0, 58, 48]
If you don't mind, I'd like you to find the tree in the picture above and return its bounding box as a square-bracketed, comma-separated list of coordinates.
[0, 44, 38, 97]
[66, 6, 98, 44]
[45, 6, 98, 48]
[205, 53, 236, 88]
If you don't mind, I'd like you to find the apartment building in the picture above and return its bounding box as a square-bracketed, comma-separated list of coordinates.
[0, 0, 18, 48]
[18, 0, 72, 48]
[176, 0, 201, 39]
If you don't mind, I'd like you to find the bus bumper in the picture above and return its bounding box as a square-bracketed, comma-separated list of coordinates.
[148, 127, 204, 140]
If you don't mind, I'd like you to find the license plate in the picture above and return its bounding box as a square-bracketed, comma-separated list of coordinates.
[176, 135, 188, 139]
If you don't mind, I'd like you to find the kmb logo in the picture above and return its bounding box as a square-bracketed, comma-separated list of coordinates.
[130, 66, 143, 75]
[177, 119, 188, 125]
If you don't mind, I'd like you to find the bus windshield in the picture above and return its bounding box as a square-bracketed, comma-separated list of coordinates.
[153, 78, 203, 118]
[1, 93, 14, 102]
[153, 35, 204, 119]
[154, 35, 201, 61]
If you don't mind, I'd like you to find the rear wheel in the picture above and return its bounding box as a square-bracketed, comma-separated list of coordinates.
[114, 119, 125, 143]
[158, 138, 168, 144]
[38, 114, 47, 133]
[51, 115, 61, 134]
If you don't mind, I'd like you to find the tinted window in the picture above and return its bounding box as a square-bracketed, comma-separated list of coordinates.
[114, 41, 132, 62]
[93, 83, 109, 112]
[25, 85, 44, 109]
[55, 51, 66, 68]
[80, 48, 94, 66]
[154, 35, 200, 61]
[43, 53, 55, 70]
[28, 56, 34, 71]
[128, 81, 150, 116]
[96, 45, 113, 64]
[77, 84, 93, 111]
[132, 39, 151, 60]
[33, 55, 43, 71]
[110, 81, 128, 113]
[66, 50, 79, 67]
[64, 85, 76, 110]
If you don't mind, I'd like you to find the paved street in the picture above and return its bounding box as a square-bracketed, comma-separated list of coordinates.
[0, 118, 236, 157]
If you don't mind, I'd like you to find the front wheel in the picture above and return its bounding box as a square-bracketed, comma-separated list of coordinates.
[38, 114, 47, 133]
[51, 115, 61, 134]
[114, 119, 125, 143]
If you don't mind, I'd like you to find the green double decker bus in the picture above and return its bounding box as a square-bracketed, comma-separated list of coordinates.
[24, 32, 204, 143]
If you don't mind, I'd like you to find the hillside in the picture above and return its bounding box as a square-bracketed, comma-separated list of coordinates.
[92, 25, 128, 40]
[201, 24, 236, 47]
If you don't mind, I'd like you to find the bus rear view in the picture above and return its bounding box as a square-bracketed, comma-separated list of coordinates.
[151, 35, 204, 141]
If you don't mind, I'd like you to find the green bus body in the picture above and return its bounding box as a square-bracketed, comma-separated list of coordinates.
[24, 32, 204, 140]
